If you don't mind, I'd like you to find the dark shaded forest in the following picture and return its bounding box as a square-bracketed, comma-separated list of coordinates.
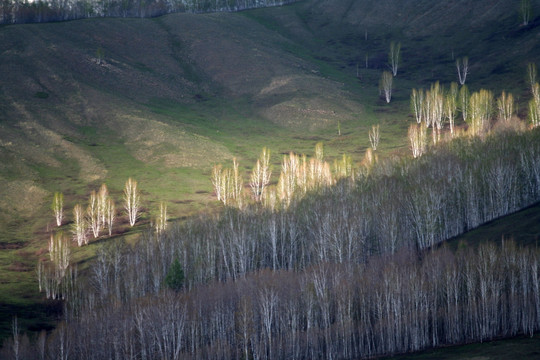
[0, 0, 297, 24]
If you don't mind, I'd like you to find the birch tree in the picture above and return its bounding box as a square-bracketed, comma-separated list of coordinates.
[445, 82, 459, 136]
[212, 164, 224, 203]
[456, 57, 469, 85]
[496, 91, 515, 123]
[250, 147, 272, 202]
[527, 63, 537, 94]
[369, 124, 380, 150]
[155, 201, 167, 235]
[389, 41, 401, 76]
[425, 82, 444, 143]
[459, 85, 470, 122]
[520, 0, 532, 26]
[277, 152, 299, 207]
[529, 96, 540, 127]
[411, 88, 425, 124]
[468, 89, 493, 135]
[87, 191, 101, 238]
[408, 123, 427, 158]
[212, 159, 244, 207]
[380, 71, 393, 103]
[11, 317, 19, 360]
[232, 158, 244, 208]
[315, 142, 324, 162]
[124, 177, 140, 227]
[49, 232, 70, 277]
[72, 204, 87, 246]
[52, 192, 63, 227]
[105, 198, 115, 236]
[97, 183, 109, 229]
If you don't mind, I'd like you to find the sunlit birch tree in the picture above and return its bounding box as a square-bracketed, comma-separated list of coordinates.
[250, 147, 272, 202]
[388, 41, 401, 76]
[52, 192, 63, 227]
[456, 56, 469, 85]
[124, 177, 140, 227]
[380, 71, 393, 103]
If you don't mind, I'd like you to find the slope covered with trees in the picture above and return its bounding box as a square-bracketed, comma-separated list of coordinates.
[1, 0, 540, 355]
[5, 128, 540, 359]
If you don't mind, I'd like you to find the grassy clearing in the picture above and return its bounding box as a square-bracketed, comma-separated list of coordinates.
[445, 202, 540, 251]
[380, 334, 540, 360]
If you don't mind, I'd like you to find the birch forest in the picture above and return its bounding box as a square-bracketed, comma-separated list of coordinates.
[4, 128, 540, 359]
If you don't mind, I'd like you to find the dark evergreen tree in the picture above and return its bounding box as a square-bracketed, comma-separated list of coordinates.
[164, 258, 184, 291]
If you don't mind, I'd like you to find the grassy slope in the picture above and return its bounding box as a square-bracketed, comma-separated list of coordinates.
[0, 0, 539, 346]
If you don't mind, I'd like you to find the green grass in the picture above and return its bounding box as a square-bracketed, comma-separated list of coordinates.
[380, 334, 540, 360]
[445, 202, 540, 251]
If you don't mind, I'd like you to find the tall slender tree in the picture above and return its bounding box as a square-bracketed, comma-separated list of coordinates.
[124, 177, 141, 227]
[52, 192, 63, 227]
[456, 57, 469, 85]
[380, 71, 393, 103]
[250, 148, 272, 202]
[388, 41, 401, 76]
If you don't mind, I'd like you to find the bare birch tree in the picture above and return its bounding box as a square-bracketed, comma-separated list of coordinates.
[456, 57, 469, 85]
[52, 192, 63, 227]
[278, 152, 299, 207]
[212, 164, 223, 202]
[124, 177, 140, 227]
[425, 82, 444, 143]
[459, 85, 470, 122]
[333, 154, 353, 179]
[411, 88, 425, 124]
[497, 91, 515, 123]
[388, 41, 401, 76]
[369, 124, 380, 150]
[315, 142, 324, 162]
[87, 191, 101, 238]
[468, 89, 493, 135]
[232, 158, 244, 208]
[380, 71, 393, 103]
[520, 0, 532, 26]
[72, 204, 87, 246]
[408, 123, 427, 158]
[106, 198, 115, 236]
[529, 96, 540, 128]
[153, 201, 167, 235]
[11, 316, 19, 360]
[212, 159, 244, 207]
[250, 147, 272, 202]
[445, 82, 459, 136]
[49, 232, 70, 277]
[527, 63, 537, 94]
[97, 183, 109, 229]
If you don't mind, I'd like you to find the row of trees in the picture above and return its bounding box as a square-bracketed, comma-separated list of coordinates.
[51, 178, 143, 245]
[407, 63, 539, 158]
[5, 241, 539, 359]
[38, 178, 157, 300]
[212, 143, 359, 210]
[0, 0, 298, 24]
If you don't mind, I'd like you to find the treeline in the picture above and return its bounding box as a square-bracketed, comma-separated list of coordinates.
[0, 0, 298, 24]
[4, 242, 539, 359]
[80, 129, 540, 300]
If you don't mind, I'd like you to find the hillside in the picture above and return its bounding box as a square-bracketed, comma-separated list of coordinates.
[0, 0, 539, 346]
